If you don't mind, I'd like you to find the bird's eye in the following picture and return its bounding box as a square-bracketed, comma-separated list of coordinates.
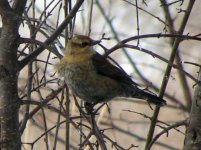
[80, 42, 89, 47]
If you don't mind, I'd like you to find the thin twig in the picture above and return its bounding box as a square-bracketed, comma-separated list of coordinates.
[18, 0, 85, 70]
[147, 120, 187, 149]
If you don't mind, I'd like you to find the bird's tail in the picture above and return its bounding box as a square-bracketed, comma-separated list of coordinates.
[124, 87, 166, 106]
[138, 90, 166, 106]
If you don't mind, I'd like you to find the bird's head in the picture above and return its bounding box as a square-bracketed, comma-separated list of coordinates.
[65, 35, 100, 56]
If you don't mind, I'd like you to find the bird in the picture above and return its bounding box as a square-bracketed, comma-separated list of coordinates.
[56, 34, 166, 109]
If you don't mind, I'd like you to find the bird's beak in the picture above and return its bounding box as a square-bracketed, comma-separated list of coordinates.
[89, 40, 101, 46]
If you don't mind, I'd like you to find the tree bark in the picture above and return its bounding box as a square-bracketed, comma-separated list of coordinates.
[183, 68, 201, 150]
[0, 1, 27, 149]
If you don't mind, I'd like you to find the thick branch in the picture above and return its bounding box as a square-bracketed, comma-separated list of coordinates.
[0, 0, 28, 149]
[183, 68, 201, 150]
[0, 0, 11, 13]
[12, 0, 28, 15]
[0, 1, 12, 23]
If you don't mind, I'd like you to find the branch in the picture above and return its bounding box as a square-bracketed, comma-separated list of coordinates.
[12, 0, 27, 15]
[159, 0, 192, 110]
[183, 68, 201, 149]
[145, 0, 196, 149]
[107, 33, 201, 55]
[147, 120, 186, 149]
[18, 0, 84, 70]
[108, 43, 197, 83]
[101, 121, 179, 150]
[0, 0, 12, 20]
[17, 37, 62, 58]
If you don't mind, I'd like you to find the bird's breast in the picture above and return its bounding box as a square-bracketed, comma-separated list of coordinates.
[60, 61, 98, 91]
[57, 59, 122, 103]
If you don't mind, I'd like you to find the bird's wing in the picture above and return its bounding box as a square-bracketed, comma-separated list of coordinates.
[92, 52, 137, 85]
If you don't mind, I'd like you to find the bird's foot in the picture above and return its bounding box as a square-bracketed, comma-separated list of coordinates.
[84, 102, 95, 115]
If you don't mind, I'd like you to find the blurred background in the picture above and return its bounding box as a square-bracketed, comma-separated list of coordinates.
[16, 0, 201, 149]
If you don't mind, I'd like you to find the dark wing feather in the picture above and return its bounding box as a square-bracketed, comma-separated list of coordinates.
[92, 53, 166, 106]
[92, 53, 137, 85]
